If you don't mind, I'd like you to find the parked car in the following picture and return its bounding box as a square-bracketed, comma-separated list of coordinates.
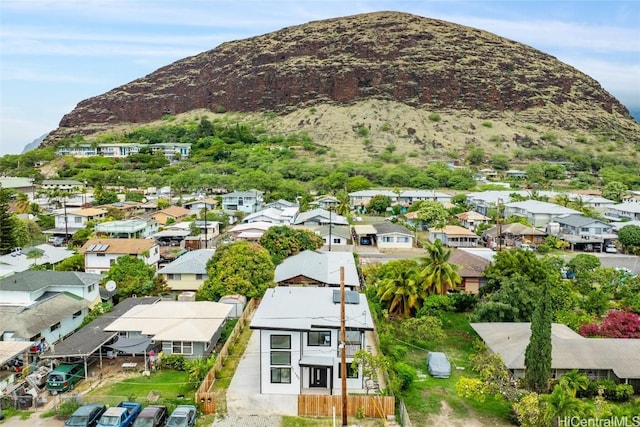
[605, 244, 617, 254]
[165, 405, 197, 427]
[97, 402, 142, 427]
[45, 363, 85, 393]
[132, 405, 167, 427]
[427, 351, 451, 379]
[50, 236, 66, 246]
[65, 404, 107, 427]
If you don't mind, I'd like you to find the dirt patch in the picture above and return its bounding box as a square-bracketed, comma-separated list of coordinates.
[423, 401, 511, 427]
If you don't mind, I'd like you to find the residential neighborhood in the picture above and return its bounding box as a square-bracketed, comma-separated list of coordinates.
[1, 179, 640, 426]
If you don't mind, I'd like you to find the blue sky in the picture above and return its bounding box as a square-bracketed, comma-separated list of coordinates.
[1, 0, 638, 155]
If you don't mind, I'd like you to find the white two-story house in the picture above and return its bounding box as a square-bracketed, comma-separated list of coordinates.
[221, 190, 264, 214]
[79, 238, 160, 274]
[250, 287, 374, 395]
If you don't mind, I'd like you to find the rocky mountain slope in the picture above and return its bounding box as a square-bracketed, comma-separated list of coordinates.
[44, 11, 638, 151]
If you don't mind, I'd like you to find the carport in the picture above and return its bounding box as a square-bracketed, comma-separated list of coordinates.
[40, 296, 160, 380]
[352, 224, 377, 246]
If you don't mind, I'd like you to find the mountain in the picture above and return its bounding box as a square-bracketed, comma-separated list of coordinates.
[22, 133, 49, 153]
[44, 11, 639, 151]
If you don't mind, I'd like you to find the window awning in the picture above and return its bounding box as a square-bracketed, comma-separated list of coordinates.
[299, 355, 334, 367]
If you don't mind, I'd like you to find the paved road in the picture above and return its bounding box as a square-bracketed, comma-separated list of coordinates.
[361, 250, 640, 274]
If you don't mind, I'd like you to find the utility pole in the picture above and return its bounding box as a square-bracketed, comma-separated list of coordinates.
[63, 198, 69, 247]
[203, 202, 208, 249]
[329, 207, 333, 252]
[497, 198, 502, 252]
[340, 266, 347, 427]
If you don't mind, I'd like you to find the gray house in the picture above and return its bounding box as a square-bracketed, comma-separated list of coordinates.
[471, 322, 640, 392]
[104, 301, 233, 359]
[552, 214, 616, 252]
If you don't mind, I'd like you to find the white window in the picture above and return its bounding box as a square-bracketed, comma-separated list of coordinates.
[382, 236, 393, 243]
[88, 284, 95, 293]
[170, 341, 193, 355]
[338, 362, 359, 378]
[270, 351, 291, 365]
[168, 273, 182, 280]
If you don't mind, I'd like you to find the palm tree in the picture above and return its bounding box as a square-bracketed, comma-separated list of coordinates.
[376, 260, 424, 317]
[559, 369, 589, 397]
[552, 194, 571, 207]
[418, 239, 461, 295]
[541, 384, 583, 423]
[335, 191, 351, 217]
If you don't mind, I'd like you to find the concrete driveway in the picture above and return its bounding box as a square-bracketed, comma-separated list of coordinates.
[225, 330, 297, 416]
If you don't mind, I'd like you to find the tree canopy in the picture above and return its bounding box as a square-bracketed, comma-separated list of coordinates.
[103, 255, 166, 299]
[258, 225, 324, 265]
[198, 241, 274, 301]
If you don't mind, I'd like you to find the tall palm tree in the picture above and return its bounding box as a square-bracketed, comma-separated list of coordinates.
[418, 239, 461, 295]
[335, 191, 351, 217]
[376, 259, 424, 317]
[552, 194, 571, 207]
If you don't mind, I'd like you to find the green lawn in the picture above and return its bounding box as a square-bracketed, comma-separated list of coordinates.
[83, 370, 196, 407]
[398, 312, 513, 425]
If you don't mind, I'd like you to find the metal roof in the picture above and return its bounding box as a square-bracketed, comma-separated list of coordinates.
[251, 287, 374, 331]
[274, 250, 360, 287]
[41, 296, 161, 358]
[157, 249, 215, 275]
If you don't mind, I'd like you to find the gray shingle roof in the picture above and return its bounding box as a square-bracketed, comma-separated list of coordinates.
[373, 222, 413, 236]
[0, 292, 88, 339]
[553, 214, 609, 228]
[471, 323, 640, 379]
[0, 271, 102, 292]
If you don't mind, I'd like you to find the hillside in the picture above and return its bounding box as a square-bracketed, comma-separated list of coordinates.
[42, 11, 639, 159]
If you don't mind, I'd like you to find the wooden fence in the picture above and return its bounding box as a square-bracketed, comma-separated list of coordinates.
[194, 298, 258, 414]
[297, 394, 395, 418]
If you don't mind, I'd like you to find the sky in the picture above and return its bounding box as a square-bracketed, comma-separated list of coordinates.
[1, 0, 639, 156]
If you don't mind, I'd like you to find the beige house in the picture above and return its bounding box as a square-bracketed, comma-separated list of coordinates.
[156, 249, 214, 291]
[428, 225, 479, 248]
[151, 206, 191, 225]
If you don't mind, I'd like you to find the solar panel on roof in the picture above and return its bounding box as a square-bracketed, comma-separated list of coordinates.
[100, 244, 110, 251]
[87, 245, 96, 252]
[333, 289, 360, 305]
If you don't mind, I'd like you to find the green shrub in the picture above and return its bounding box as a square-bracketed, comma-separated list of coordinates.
[215, 105, 227, 113]
[389, 345, 408, 362]
[575, 135, 588, 143]
[309, 107, 317, 114]
[160, 354, 187, 371]
[535, 244, 551, 254]
[448, 293, 478, 312]
[380, 123, 392, 132]
[357, 126, 369, 137]
[416, 295, 454, 316]
[428, 112, 441, 122]
[541, 132, 558, 143]
[393, 362, 416, 391]
[481, 121, 493, 128]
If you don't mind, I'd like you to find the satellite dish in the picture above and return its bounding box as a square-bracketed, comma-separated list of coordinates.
[105, 280, 117, 292]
